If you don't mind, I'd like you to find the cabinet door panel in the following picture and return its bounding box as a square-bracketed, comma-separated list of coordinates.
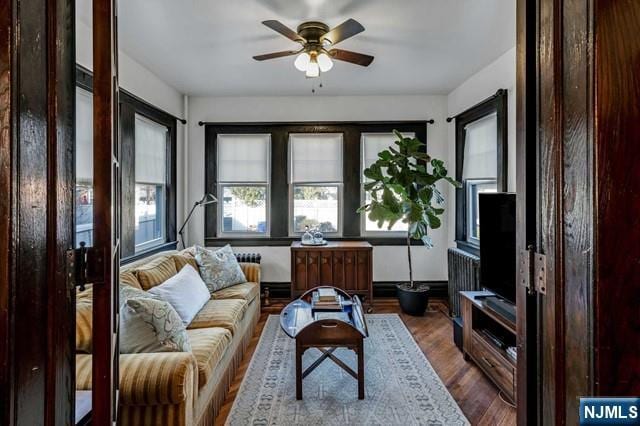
[356, 250, 370, 291]
[293, 251, 307, 291]
[307, 251, 320, 288]
[332, 251, 345, 289]
[344, 251, 357, 291]
[320, 251, 333, 285]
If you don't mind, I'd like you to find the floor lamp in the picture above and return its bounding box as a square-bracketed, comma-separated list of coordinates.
[178, 193, 217, 249]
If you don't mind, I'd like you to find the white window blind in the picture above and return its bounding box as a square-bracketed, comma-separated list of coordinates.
[362, 132, 415, 176]
[76, 88, 93, 182]
[217, 134, 270, 183]
[290, 133, 343, 183]
[462, 113, 497, 179]
[135, 114, 167, 184]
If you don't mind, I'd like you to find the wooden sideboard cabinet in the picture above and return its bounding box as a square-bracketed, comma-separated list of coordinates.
[290, 241, 373, 303]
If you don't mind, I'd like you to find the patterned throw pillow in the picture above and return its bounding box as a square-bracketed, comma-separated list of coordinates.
[120, 297, 191, 353]
[194, 245, 247, 294]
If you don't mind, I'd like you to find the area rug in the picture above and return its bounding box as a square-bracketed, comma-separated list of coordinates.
[225, 314, 469, 425]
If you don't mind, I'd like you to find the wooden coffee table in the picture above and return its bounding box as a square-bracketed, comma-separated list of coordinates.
[280, 286, 369, 400]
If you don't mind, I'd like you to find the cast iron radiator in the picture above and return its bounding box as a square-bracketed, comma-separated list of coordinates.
[447, 248, 480, 317]
[234, 253, 261, 264]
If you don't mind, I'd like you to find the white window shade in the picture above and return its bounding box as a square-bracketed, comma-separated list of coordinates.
[362, 132, 415, 174]
[76, 88, 93, 182]
[135, 114, 167, 184]
[217, 134, 270, 182]
[462, 113, 497, 179]
[290, 133, 343, 183]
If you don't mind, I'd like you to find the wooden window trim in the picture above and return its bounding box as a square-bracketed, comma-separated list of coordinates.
[454, 90, 508, 255]
[75, 65, 178, 261]
[204, 121, 427, 246]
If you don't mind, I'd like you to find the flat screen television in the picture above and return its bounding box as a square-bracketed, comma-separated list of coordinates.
[479, 192, 516, 304]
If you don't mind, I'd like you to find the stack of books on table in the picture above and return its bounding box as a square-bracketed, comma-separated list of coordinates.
[311, 288, 343, 312]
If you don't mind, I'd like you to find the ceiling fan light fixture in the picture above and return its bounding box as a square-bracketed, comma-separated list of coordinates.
[317, 52, 333, 72]
[305, 59, 320, 78]
[294, 52, 311, 71]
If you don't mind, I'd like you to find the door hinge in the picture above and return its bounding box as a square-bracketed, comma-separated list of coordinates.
[66, 241, 106, 291]
[519, 246, 547, 295]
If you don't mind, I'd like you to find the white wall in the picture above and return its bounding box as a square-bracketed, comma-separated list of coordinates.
[445, 47, 517, 246]
[76, 19, 188, 230]
[185, 95, 451, 282]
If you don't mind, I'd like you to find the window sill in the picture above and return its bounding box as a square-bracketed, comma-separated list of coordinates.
[121, 241, 178, 265]
[455, 240, 480, 257]
[205, 236, 427, 247]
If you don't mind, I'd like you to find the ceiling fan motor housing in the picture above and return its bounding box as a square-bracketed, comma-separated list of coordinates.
[297, 21, 331, 48]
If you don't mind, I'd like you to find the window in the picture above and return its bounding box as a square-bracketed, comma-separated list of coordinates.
[76, 66, 178, 261]
[289, 133, 342, 234]
[454, 89, 507, 253]
[75, 87, 94, 247]
[217, 134, 270, 236]
[134, 114, 168, 252]
[361, 133, 413, 234]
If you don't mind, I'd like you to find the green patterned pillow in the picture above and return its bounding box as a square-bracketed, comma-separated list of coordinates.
[194, 245, 246, 294]
[120, 296, 191, 353]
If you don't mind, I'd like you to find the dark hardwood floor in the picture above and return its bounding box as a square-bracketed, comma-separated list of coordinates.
[214, 298, 516, 425]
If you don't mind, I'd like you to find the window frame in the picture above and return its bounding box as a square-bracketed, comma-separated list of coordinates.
[74, 65, 179, 263]
[465, 178, 498, 246]
[215, 133, 272, 238]
[360, 132, 415, 237]
[454, 89, 508, 255]
[288, 132, 344, 237]
[203, 121, 428, 246]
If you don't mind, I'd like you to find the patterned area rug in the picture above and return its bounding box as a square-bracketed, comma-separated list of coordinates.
[225, 314, 469, 425]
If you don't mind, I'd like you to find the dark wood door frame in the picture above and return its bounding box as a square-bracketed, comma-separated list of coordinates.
[92, 0, 120, 424]
[0, 0, 75, 424]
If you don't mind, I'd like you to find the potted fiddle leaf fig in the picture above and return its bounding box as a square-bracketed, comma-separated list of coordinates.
[358, 130, 460, 316]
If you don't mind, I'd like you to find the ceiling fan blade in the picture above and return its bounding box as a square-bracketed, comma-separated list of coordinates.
[261, 20, 305, 44]
[329, 49, 374, 66]
[321, 19, 365, 45]
[253, 50, 302, 61]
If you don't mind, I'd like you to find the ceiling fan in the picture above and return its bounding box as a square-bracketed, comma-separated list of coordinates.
[253, 19, 374, 78]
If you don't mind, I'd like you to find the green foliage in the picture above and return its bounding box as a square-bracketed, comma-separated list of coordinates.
[358, 130, 461, 246]
[229, 187, 266, 208]
[293, 186, 337, 200]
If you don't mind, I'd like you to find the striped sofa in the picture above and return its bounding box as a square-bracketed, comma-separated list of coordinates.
[75, 248, 261, 426]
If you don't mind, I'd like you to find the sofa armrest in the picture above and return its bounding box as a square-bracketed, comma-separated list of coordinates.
[239, 262, 261, 284]
[119, 353, 197, 406]
[77, 352, 197, 406]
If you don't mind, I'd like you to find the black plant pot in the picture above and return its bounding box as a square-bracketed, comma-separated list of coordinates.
[397, 284, 431, 316]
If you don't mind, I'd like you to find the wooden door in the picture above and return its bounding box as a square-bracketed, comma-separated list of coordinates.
[0, 0, 76, 423]
[518, 0, 640, 423]
[91, 0, 120, 423]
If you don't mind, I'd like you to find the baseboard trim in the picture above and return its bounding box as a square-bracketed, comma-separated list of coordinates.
[260, 281, 448, 300]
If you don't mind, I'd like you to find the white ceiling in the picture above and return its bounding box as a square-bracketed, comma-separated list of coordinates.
[79, 0, 515, 96]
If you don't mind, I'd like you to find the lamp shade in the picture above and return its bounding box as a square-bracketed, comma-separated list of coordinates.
[294, 52, 310, 71]
[306, 60, 320, 78]
[317, 52, 333, 72]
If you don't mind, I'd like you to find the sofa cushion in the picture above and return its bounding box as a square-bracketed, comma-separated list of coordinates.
[173, 254, 198, 272]
[134, 256, 178, 290]
[76, 298, 93, 353]
[187, 328, 232, 388]
[120, 270, 142, 289]
[187, 299, 247, 335]
[211, 282, 260, 303]
[148, 265, 210, 326]
[194, 245, 246, 294]
[120, 297, 192, 353]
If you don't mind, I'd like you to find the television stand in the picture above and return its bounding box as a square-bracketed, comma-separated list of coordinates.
[460, 290, 516, 404]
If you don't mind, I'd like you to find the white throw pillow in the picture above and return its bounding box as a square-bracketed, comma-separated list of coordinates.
[147, 264, 210, 326]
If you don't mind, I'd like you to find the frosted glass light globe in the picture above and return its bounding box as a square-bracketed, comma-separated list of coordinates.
[317, 52, 333, 72]
[294, 52, 311, 72]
